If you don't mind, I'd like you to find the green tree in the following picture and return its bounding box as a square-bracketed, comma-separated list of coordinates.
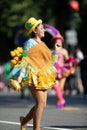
[0, 0, 41, 37]
[0, 0, 87, 62]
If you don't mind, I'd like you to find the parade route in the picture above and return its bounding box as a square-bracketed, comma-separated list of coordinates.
[0, 90, 87, 130]
[0, 120, 74, 130]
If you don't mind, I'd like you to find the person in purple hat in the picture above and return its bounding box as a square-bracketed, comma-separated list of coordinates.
[51, 33, 70, 108]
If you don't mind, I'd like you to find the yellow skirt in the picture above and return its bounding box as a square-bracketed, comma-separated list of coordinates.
[10, 57, 56, 91]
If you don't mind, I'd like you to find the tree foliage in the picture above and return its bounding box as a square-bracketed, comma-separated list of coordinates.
[1, 0, 84, 37]
[0, 0, 41, 37]
[0, 0, 87, 62]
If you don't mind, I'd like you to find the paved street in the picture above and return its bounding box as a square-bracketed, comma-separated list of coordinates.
[0, 88, 87, 130]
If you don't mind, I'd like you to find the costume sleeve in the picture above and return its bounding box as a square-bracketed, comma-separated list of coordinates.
[24, 39, 37, 51]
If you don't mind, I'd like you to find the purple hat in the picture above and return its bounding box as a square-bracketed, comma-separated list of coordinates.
[43, 23, 59, 36]
[51, 33, 64, 44]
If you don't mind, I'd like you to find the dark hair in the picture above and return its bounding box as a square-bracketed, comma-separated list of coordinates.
[30, 32, 36, 38]
[29, 25, 39, 38]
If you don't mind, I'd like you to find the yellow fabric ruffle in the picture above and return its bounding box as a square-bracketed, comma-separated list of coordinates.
[21, 64, 56, 90]
[21, 58, 56, 90]
[10, 56, 56, 90]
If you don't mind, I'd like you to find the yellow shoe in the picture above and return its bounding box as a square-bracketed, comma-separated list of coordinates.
[20, 116, 26, 130]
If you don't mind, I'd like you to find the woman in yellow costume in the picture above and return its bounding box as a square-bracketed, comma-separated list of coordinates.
[9, 17, 56, 130]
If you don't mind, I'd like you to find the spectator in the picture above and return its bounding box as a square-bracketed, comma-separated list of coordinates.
[79, 55, 87, 96]
[74, 46, 84, 95]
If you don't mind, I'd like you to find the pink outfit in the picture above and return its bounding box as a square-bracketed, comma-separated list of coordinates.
[54, 84, 66, 108]
[52, 51, 75, 108]
[54, 53, 75, 79]
[54, 53, 65, 79]
[52, 52, 66, 108]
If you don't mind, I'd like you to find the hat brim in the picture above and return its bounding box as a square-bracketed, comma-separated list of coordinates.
[27, 19, 42, 35]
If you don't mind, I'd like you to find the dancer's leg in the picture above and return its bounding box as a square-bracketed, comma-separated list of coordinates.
[21, 106, 36, 128]
[32, 90, 47, 130]
[54, 84, 63, 101]
[59, 78, 66, 94]
[54, 81, 66, 108]
[21, 87, 47, 130]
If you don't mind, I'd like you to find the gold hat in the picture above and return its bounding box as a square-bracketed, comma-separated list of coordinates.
[25, 17, 42, 35]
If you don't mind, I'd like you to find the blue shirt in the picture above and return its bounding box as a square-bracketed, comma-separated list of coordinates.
[24, 38, 38, 51]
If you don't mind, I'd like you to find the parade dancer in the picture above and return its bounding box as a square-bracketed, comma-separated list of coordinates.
[9, 17, 56, 130]
[51, 33, 75, 108]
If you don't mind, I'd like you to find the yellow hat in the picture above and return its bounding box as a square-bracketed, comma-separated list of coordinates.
[25, 17, 42, 35]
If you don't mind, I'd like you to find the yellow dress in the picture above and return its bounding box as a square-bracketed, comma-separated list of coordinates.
[10, 41, 56, 91]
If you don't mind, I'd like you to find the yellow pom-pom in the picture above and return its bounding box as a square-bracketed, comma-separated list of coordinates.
[14, 49, 19, 56]
[10, 51, 16, 57]
[14, 56, 19, 61]
[9, 79, 22, 91]
[17, 53, 22, 58]
[11, 59, 17, 65]
[14, 49, 22, 58]
[17, 47, 23, 53]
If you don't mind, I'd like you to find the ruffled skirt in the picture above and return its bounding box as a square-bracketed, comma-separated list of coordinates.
[9, 57, 56, 91]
